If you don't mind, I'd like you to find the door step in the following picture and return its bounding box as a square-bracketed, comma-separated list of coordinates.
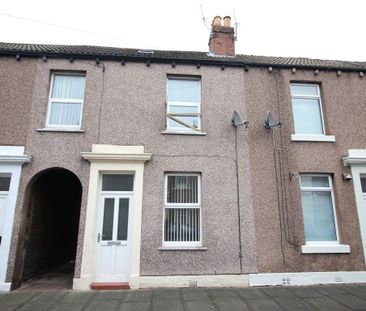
[90, 282, 130, 290]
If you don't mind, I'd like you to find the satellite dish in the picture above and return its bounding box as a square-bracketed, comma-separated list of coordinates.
[264, 112, 281, 129]
[231, 110, 249, 128]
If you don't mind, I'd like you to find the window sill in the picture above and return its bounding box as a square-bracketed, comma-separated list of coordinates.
[37, 128, 85, 133]
[159, 246, 207, 251]
[161, 130, 206, 136]
[301, 244, 350, 254]
[291, 134, 335, 142]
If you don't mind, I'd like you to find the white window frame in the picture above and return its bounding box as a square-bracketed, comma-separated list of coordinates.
[300, 174, 343, 245]
[45, 72, 86, 130]
[290, 83, 329, 138]
[163, 173, 202, 248]
[166, 77, 201, 132]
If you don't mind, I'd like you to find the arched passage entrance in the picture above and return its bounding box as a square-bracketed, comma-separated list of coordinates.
[19, 168, 82, 289]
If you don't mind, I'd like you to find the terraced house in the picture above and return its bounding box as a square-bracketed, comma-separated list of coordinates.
[1, 16, 366, 291]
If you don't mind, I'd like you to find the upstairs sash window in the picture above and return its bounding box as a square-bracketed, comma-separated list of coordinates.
[166, 78, 201, 132]
[290, 83, 325, 135]
[46, 73, 86, 128]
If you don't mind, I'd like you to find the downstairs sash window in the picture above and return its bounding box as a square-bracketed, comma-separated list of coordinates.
[163, 174, 202, 247]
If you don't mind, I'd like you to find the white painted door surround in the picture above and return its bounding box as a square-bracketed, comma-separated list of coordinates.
[0, 146, 31, 291]
[343, 149, 366, 266]
[75, 145, 151, 290]
[0, 192, 9, 245]
[95, 193, 133, 283]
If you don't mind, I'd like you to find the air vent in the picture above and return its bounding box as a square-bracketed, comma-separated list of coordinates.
[282, 278, 291, 286]
[138, 49, 154, 55]
[335, 276, 343, 283]
[189, 280, 197, 288]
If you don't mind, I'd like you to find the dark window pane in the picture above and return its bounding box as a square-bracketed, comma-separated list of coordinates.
[0, 176, 11, 191]
[102, 198, 114, 240]
[117, 198, 129, 240]
[361, 177, 366, 193]
[102, 175, 134, 191]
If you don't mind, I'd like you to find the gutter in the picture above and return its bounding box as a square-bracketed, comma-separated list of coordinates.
[0, 50, 365, 72]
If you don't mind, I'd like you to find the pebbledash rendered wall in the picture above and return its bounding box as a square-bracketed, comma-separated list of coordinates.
[5, 57, 258, 286]
[3, 53, 366, 288]
[244, 67, 366, 274]
[0, 57, 37, 145]
[0, 57, 36, 290]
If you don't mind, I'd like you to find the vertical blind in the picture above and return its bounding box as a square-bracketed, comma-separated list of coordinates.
[48, 74, 85, 126]
[165, 175, 200, 243]
[167, 175, 198, 204]
[52, 75, 85, 99]
[49, 102, 82, 126]
[167, 79, 200, 103]
[164, 208, 200, 242]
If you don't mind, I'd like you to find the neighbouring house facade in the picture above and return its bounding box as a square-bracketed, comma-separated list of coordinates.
[0, 16, 366, 291]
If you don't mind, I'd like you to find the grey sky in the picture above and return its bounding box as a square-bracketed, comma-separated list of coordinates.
[0, 0, 365, 61]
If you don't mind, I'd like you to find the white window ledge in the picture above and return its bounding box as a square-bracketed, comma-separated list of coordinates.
[162, 130, 206, 136]
[159, 246, 207, 251]
[291, 134, 335, 142]
[37, 128, 85, 133]
[301, 244, 350, 254]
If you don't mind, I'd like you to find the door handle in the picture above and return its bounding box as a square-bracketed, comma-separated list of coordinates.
[97, 233, 106, 242]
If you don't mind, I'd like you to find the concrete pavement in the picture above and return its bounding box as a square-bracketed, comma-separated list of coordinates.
[1, 285, 366, 310]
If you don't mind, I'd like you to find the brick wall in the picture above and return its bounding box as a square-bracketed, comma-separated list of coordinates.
[209, 25, 235, 56]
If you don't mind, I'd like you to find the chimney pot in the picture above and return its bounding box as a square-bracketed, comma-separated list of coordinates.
[223, 16, 231, 27]
[212, 16, 222, 26]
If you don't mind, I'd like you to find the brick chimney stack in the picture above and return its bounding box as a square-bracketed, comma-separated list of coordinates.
[208, 16, 235, 57]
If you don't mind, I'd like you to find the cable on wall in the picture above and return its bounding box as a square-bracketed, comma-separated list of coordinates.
[266, 70, 302, 269]
[96, 62, 105, 144]
[273, 71, 299, 248]
[234, 127, 243, 273]
[231, 110, 248, 273]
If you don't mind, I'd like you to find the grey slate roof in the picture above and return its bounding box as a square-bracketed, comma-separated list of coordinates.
[0, 42, 365, 71]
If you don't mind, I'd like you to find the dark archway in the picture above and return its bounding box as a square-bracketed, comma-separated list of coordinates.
[20, 168, 82, 288]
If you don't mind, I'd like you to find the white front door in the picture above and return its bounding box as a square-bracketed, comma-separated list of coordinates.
[95, 194, 133, 282]
[353, 169, 366, 264]
[0, 174, 11, 248]
[0, 194, 8, 246]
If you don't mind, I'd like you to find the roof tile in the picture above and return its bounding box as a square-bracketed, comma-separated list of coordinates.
[0, 42, 365, 71]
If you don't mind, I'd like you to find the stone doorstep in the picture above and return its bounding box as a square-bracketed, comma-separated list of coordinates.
[90, 283, 130, 290]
